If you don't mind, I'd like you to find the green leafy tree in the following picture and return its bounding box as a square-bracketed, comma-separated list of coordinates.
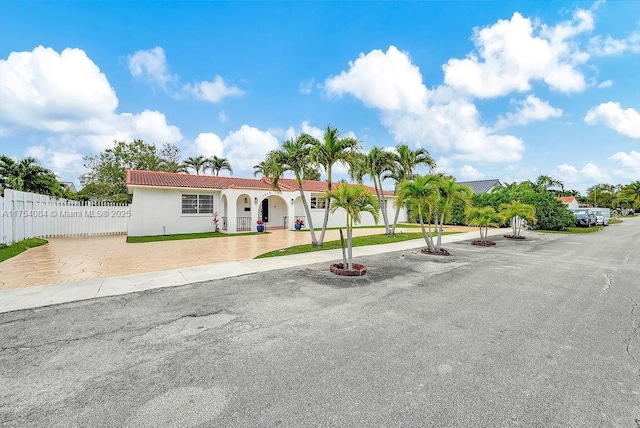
[619, 181, 640, 210]
[263, 134, 319, 245]
[310, 125, 359, 246]
[465, 206, 500, 244]
[387, 144, 436, 236]
[325, 184, 379, 269]
[80, 139, 178, 202]
[159, 144, 187, 173]
[498, 201, 537, 237]
[210, 156, 233, 176]
[0, 155, 61, 196]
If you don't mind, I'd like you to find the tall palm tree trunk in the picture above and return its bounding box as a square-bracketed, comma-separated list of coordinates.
[318, 197, 331, 245]
[436, 212, 445, 250]
[390, 205, 401, 236]
[298, 186, 318, 245]
[420, 210, 436, 252]
[374, 175, 390, 236]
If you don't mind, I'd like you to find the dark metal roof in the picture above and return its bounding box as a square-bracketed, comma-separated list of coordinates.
[458, 179, 502, 194]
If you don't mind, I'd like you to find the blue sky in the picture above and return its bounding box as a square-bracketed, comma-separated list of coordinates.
[1, 1, 639, 194]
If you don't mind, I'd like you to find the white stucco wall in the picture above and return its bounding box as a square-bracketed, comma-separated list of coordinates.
[128, 187, 222, 236]
[129, 185, 407, 236]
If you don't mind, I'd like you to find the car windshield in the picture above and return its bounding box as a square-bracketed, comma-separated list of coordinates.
[574, 210, 588, 215]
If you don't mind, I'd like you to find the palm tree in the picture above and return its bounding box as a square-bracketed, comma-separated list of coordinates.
[253, 161, 266, 177]
[499, 201, 537, 237]
[0, 155, 60, 196]
[528, 175, 563, 194]
[210, 156, 233, 176]
[184, 156, 210, 175]
[394, 174, 441, 253]
[387, 144, 436, 236]
[465, 206, 500, 245]
[325, 184, 379, 270]
[263, 134, 319, 245]
[310, 125, 360, 246]
[434, 176, 472, 250]
[358, 147, 395, 236]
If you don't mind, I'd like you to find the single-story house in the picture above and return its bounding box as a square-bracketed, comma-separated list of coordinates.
[557, 196, 580, 209]
[458, 179, 502, 194]
[125, 170, 405, 236]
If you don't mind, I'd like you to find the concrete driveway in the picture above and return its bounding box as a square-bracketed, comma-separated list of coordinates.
[1, 218, 638, 426]
[0, 225, 475, 289]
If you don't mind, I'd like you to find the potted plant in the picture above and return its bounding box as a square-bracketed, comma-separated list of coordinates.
[294, 218, 304, 230]
[256, 219, 265, 232]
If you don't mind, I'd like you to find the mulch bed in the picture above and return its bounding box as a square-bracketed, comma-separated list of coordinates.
[471, 240, 496, 246]
[330, 263, 367, 276]
[420, 247, 450, 256]
[503, 235, 526, 239]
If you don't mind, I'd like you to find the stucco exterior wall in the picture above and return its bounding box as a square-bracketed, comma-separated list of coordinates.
[128, 187, 221, 236]
[128, 185, 407, 236]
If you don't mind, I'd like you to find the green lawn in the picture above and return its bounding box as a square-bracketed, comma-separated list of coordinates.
[255, 231, 459, 259]
[0, 238, 48, 263]
[609, 218, 623, 224]
[535, 226, 603, 234]
[127, 231, 265, 243]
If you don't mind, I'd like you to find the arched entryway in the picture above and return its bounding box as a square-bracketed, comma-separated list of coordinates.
[258, 194, 288, 229]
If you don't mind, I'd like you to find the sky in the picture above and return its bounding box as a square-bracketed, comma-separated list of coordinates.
[0, 1, 639, 194]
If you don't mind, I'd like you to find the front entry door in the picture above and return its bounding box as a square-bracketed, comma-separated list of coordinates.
[261, 199, 269, 223]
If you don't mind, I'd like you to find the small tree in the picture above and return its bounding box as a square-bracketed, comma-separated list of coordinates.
[212, 212, 220, 232]
[465, 206, 500, 245]
[325, 184, 379, 270]
[499, 201, 537, 237]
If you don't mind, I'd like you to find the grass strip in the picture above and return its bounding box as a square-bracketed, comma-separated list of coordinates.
[127, 231, 265, 243]
[534, 226, 603, 234]
[255, 231, 459, 259]
[0, 238, 48, 263]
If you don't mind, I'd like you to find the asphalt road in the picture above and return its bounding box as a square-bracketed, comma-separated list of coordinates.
[1, 219, 639, 427]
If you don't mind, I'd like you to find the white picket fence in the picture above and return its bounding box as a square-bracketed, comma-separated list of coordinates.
[1, 189, 130, 245]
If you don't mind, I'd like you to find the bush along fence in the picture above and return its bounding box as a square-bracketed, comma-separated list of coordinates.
[0, 189, 130, 246]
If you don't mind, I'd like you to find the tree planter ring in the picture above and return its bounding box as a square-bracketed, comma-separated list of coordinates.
[472, 240, 496, 246]
[420, 247, 450, 256]
[330, 263, 367, 276]
[503, 234, 525, 239]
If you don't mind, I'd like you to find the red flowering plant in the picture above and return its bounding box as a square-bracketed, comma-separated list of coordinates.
[256, 219, 264, 225]
[294, 218, 304, 226]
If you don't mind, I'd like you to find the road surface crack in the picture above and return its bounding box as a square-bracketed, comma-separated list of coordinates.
[620, 294, 640, 376]
[604, 274, 613, 293]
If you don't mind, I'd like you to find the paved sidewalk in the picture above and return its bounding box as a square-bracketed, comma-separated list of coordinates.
[0, 228, 509, 313]
[0, 225, 475, 289]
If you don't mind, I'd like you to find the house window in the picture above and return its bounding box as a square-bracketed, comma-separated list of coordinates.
[310, 196, 326, 209]
[182, 194, 214, 214]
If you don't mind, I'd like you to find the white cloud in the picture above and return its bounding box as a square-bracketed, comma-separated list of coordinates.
[494, 95, 562, 130]
[25, 145, 84, 177]
[597, 80, 613, 89]
[284, 121, 324, 140]
[443, 10, 592, 98]
[0, 46, 183, 152]
[183, 76, 244, 103]
[129, 47, 243, 103]
[325, 46, 428, 115]
[609, 151, 640, 180]
[218, 111, 228, 123]
[584, 102, 640, 138]
[325, 46, 525, 163]
[193, 125, 279, 173]
[459, 165, 485, 180]
[193, 132, 224, 158]
[589, 31, 640, 56]
[553, 163, 579, 183]
[127, 46, 174, 88]
[580, 162, 609, 182]
[299, 79, 314, 95]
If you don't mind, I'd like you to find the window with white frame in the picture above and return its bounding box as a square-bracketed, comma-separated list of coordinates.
[182, 194, 214, 214]
[310, 196, 326, 209]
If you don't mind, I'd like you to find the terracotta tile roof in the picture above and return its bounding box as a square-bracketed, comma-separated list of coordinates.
[126, 170, 395, 195]
[275, 178, 394, 196]
[558, 196, 577, 203]
[126, 170, 275, 190]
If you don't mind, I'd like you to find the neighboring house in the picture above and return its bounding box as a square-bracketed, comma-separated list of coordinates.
[60, 182, 77, 193]
[458, 179, 502, 194]
[558, 196, 580, 209]
[125, 170, 404, 236]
